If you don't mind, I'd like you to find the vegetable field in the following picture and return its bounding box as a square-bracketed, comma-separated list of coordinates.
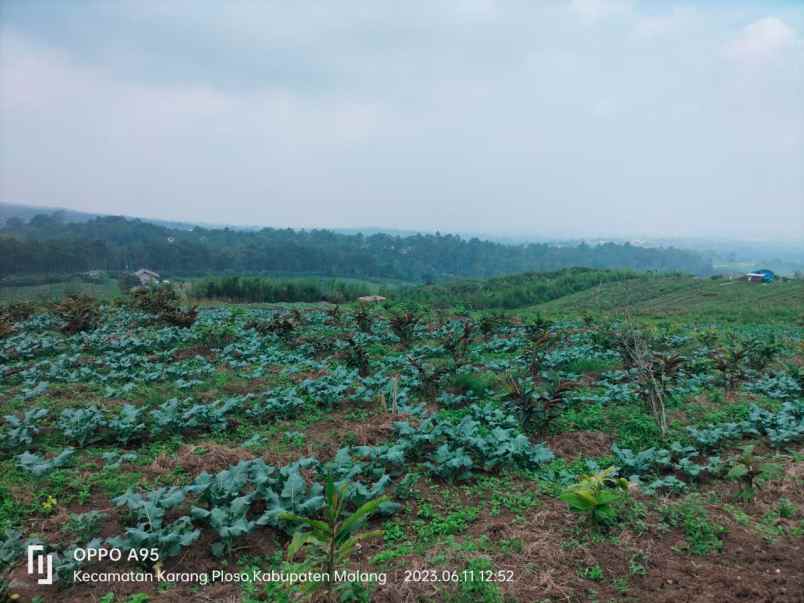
[0, 284, 802, 602]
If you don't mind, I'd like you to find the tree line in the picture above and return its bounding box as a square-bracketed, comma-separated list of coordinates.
[0, 213, 713, 281]
[191, 276, 374, 304]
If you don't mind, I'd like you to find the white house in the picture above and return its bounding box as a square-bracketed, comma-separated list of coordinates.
[134, 269, 160, 286]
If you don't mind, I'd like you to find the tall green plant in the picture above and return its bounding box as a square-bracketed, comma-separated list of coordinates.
[281, 477, 388, 599]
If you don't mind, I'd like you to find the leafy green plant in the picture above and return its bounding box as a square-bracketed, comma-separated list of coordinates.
[64, 511, 107, 541]
[559, 467, 628, 526]
[1, 408, 48, 450]
[451, 557, 503, 603]
[506, 372, 575, 434]
[579, 564, 604, 581]
[109, 487, 200, 562]
[17, 448, 75, 477]
[725, 444, 782, 500]
[660, 495, 725, 555]
[389, 311, 419, 347]
[281, 477, 388, 600]
[0, 529, 24, 568]
[108, 404, 147, 446]
[59, 406, 106, 447]
[710, 343, 747, 394]
[191, 494, 256, 557]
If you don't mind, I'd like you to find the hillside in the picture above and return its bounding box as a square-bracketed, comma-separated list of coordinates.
[530, 275, 804, 323]
[392, 268, 644, 309]
[0, 215, 713, 280]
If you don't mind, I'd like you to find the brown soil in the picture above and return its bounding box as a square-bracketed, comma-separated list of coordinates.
[546, 430, 614, 459]
[172, 344, 215, 362]
[302, 410, 414, 461]
[147, 442, 256, 477]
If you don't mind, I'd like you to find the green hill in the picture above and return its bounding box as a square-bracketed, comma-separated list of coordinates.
[529, 275, 804, 323]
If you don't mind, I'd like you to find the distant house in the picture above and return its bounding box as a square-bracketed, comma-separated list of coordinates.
[745, 269, 775, 283]
[134, 268, 160, 286]
[358, 295, 386, 303]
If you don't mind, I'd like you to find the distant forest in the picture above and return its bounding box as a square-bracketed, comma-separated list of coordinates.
[0, 213, 712, 280]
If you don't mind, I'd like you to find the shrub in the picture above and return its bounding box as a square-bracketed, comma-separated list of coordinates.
[129, 284, 197, 327]
[54, 295, 100, 334]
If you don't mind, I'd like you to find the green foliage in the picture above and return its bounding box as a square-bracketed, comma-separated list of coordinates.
[1, 408, 48, 450]
[0, 216, 712, 282]
[0, 529, 24, 568]
[192, 275, 374, 303]
[107, 404, 147, 446]
[59, 406, 106, 447]
[17, 448, 75, 477]
[129, 284, 197, 327]
[450, 557, 503, 603]
[560, 467, 629, 526]
[191, 494, 256, 557]
[397, 268, 650, 309]
[64, 511, 107, 541]
[389, 310, 419, 347]
[414, 504, 480, 540]
[281, 476, 387, 598]
[109, 487, 200, 562]
[661, 495, 725, 555]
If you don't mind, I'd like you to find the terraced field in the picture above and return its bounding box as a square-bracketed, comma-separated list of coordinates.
[0, 280, 802, 602]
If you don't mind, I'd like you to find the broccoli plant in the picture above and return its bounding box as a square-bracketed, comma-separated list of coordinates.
[17, 448, 75, 477]
[59, 406, 106, 447]
[64, 511, 108, 541]
[191, 494, 256, 557]
[1, 408, 48, 451]
[247, 389, 306, 422]
[149, 398, 185, 436]
[107, 404, 147, 446]
[256, 459, 326, 530]
[109, 487, 200, 562]
[424, 444, 474, 482]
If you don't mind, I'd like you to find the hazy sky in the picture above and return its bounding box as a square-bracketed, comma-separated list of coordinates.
[1, 1, 802, 240]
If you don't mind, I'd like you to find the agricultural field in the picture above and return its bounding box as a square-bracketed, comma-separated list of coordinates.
[529, 276, 804, 325]
[0, 280, 802, 603]
[0, 279, 121, 305]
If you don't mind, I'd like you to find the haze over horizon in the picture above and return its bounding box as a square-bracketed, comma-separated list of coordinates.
[1, 1, 802, 241]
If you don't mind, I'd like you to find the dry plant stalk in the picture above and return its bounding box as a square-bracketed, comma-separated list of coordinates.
[618, 320, 668, 437]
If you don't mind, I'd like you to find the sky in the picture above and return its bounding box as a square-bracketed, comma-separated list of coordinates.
[1, 0, 802, 240]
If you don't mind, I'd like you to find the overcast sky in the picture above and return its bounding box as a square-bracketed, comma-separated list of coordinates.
[1, 1, 802, 240]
